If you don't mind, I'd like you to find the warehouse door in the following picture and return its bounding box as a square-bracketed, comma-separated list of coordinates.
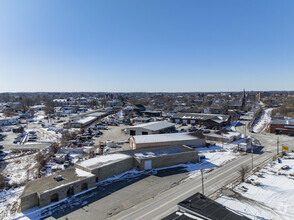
[144, 160, 152, 170]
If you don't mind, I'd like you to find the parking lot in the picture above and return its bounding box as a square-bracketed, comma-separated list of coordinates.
[93, 125, 132, 152]
[0, 121, 61, 150]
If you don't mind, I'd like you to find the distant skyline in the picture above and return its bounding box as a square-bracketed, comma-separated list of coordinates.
[0, 0, 293, 92]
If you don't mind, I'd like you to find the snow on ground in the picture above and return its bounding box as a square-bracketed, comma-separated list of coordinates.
[253, 108, 273, 133]
[0, 151, 40, 219]
[216, 153, 294, 219]
[1, 152, 39, 185]
[184, 144, 239, 180]
[36, 128, 61, 143]
[34, 115, 44, 121]
[225, 121, 240, 131]
[0, 186, 25, 219]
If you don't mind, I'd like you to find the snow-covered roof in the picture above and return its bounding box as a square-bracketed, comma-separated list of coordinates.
[130, 121, 175, 131]
[132, 147, 185, 159]
[87, 112, 108, 117]
[77, 116, 96, 124]
[172, 113, 230, 123]
[77, 153, 132, 170]
[206, 132, 241, 139]
[133, 132, 204, 144]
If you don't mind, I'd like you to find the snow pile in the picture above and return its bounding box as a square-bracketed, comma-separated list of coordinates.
[252, 108, 273, 133]
[216, 154, 294, 219]
[75, 168, 94, 177]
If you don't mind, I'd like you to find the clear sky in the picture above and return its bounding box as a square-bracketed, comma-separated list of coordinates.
[0, 0, 293, 92]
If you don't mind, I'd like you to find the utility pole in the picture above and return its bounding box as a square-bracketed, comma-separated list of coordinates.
[244, 124, 246, 137]
[201, 163, 204, 195]
[251, 145, 254, 170]
[277, 136, 279, 155]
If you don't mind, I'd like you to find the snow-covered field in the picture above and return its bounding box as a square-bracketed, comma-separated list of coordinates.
[0, 151, 40, 219]
[253, 108, 273, 133]
[216, 153, 294, 219]
[0, 186, 25, 219]
[1, 151, 39, 185]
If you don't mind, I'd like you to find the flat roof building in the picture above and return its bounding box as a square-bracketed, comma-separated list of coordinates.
[65, 111, 108, 128]
[123, 145, 198, 171]
[75, 153, 134, 182]
[269, 119, 294, 135]
[20, 167, 95, 211]
[171, 113, 231, 129]
[205, 131, 241, 143]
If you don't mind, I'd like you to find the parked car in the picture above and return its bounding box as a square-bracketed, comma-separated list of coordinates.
[281, 165, 290, 170]
[64, 161, 70, 168]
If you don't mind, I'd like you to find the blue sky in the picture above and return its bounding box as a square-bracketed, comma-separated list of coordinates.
[0, 0, 293, 92]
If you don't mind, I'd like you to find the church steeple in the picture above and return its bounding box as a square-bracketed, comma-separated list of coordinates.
[242, 89, 246, 110]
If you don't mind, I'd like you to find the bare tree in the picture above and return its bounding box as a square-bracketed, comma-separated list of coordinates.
[238, 165, 250, 182]
[0, 171, 6, 188]
[44, 98, 55, 115]
[49, 142, 60, 155]
[89, 99, 97, 109]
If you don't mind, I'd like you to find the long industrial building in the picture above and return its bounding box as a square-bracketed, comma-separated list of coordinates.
[65, 111, 108, 128]
[171, 113, 231, 129]
[129, 132, 206, 149]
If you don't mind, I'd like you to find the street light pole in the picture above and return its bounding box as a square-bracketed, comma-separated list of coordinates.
[251, 145, 254, 170]
[244, 124, 246, 137]
[201, 163, 204, 195]
[277, 136, 279, 155]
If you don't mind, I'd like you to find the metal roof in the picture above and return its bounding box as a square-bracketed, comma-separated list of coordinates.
[133, 132, 204, 144]
[131, 121, 175, 131]
[177, 193, 250, 220]
[270, 119, 294, 125]
[172, 113, 230, 123]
